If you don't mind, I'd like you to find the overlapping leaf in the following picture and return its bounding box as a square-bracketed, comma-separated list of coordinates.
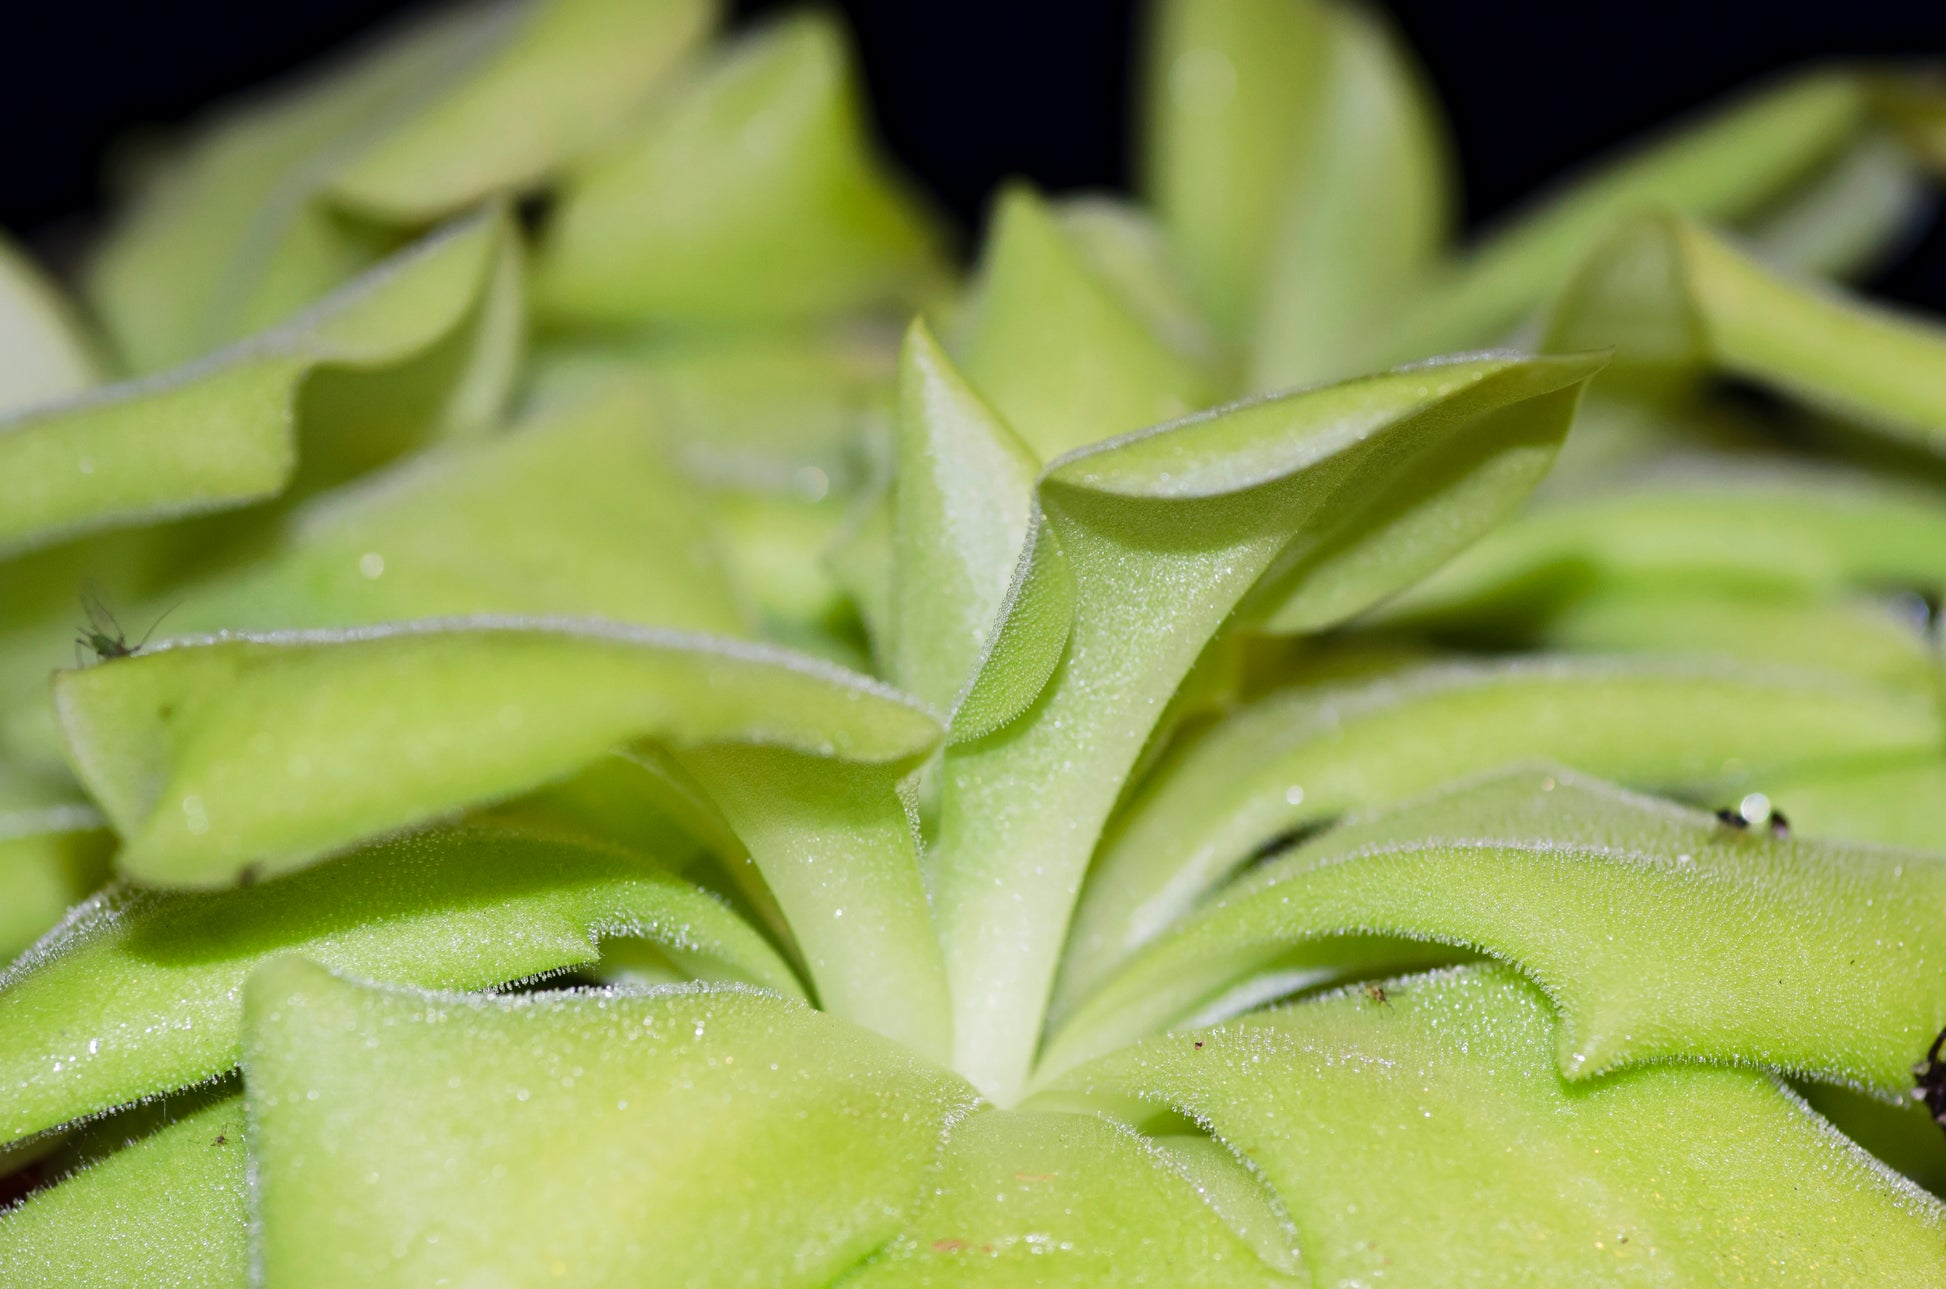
[51, 620, 950, 1056]
[0, 822, 799, 1142]
[242, 960, 977, 1288]
[1044, 768, 1946, 1092]
[923, 351, 1600, 1099]
[1060, 656, 1941, 1005]
[0, 209, 520, 559]
[1060, 966, 1946, 1284]
[535, 12, 945, 326]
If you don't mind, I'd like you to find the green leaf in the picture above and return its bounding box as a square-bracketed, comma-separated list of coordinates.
[1060, 656, 1941, 1009]
[54, 619, 935, 886]
[1546, 211, 1946, 451]
[0, 767, 112, 964]
[155, 386, 747, 638]
[0, 235, 102, 417]
[535, 13, 945, 325]
[1060, 965, 1946, 1284]
[0, 209, 521, 560]
[325, 0, 717, 222]
[0, 821, 799, 1142]
[1378, 70, 1868, 363]
[83, 5, 505, 375]
[1760, 758, 1946, 851]
[1513, 586, 1938, 690]
[925, 352, 1600, 1100]
[242, 959, 977, 1287]
[1044, 768, 1946, 1093]
[954, 186, 1218, 460]
[51, 620, 950, 1052]
[1145, 0, 1453, 388]
[1382, 459, 1946, 629]
[887, 318, 1040, 714]
[0, 1090, 247, 1289]
[840, 1108, 1298, 1285]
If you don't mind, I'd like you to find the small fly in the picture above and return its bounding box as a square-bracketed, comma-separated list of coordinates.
[1364, 983, 1391, 1008]
[74, 586, 174, 667]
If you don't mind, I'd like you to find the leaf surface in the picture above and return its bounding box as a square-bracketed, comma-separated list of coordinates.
[0, 822, 798, 1142]
[1062, 966, 1946, 1286]
[1045, 768, 1946, 1093]
[242, 960, 977, 1288]
[1061, 656, 1940, 1006]
[926, 353, 1599, 1099]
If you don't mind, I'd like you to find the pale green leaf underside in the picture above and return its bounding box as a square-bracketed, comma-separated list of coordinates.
[53, 618, 939, 887]
[242, 960, 977, 1288]
[536, 13, 944, 325]
[0, 1092, 247, 1289]
[0, 210, 517, 560]
[1547, 212, 1946, 449]
[0, 822, 799, 1142]
[0, 768, 111, 964]
[1060, 655, 1941, 1008]
[1063, 965, 1946, 1286]
[1046, 767, 1946, 1094]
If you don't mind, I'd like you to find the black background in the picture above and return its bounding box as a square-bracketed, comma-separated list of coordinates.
[6, 0, 1946, 305]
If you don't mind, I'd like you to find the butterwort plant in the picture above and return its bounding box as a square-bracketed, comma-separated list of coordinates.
[2, 0, 1946, 1283]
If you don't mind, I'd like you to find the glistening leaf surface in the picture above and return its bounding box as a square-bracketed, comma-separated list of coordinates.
[242, 960, 978, 1288]
[927, 352, 1600, 1099]
[1060, 656, 1940, 1007]
[1062, 966, 1946, 1286]
[0, 823, 799, 1142]
[1044, 768, 1946, 1092]
[0, 1092, 247, 1289]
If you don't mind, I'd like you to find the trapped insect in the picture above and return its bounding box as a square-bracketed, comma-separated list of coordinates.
[73, 586, 174, 666]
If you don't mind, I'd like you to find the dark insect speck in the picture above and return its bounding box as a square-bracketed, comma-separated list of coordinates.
[212, 1134, 227, 1147]
[1193, 1040, 1204, 1050]
[1914, 1028, 1946, 1135]
[1364, 983, 1391, 1007]
[1768, 809, 1791, 838]
[74, 586, 176, 666]
[1713, 808, 1748, 830]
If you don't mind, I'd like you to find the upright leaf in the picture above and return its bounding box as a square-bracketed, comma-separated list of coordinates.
[242, 960, 978, 1288]
[926, 352, 1600, 1100]
[0, 235, 101, 417]
[955, 186, 1217, 460]
[887, 319, 1040, 714]
[536, 13, 945, 325]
